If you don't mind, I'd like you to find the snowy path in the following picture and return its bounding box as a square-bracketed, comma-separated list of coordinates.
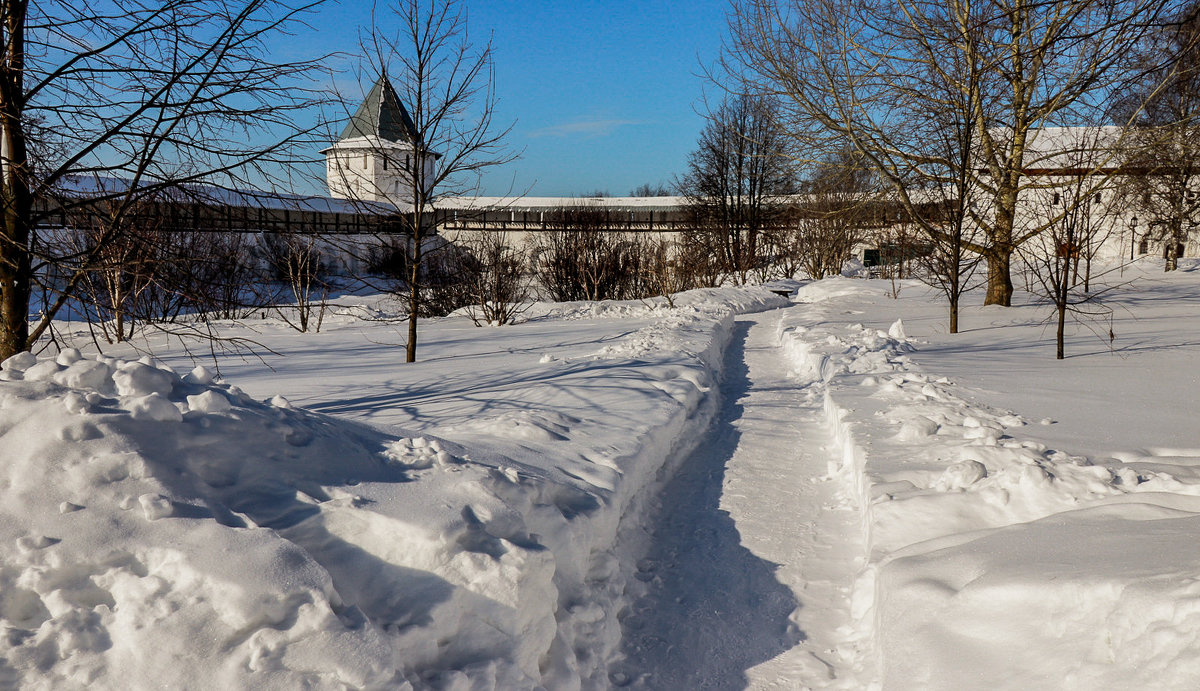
[612, 308, 873, 689]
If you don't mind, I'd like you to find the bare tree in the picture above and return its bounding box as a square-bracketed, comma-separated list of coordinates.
[1121, 135, 1200, 271]
[69, 199, 166, 343]
[461, 231, 528, 326]
[530, 207, 647, 302]
[0, 0, 330, 360]
[918, 197, 985, 332]
[1113, 0, 1200, 271]
[872, 222, 929, 300]
[913, 51, 987, 333]
[642, 237, 699, 307]
[678, 93, 798, 285]
[673, 228, 726, 288]
[728, 0, 1171, 306]
[783, 148, 874, 280]
[1022, 173, 1120, 359]
[179, 230, 264, 321]
[333, 0, 517, 362]
[630, 182, 673, 197]
[260, 230, 329, 333]
[61, 199, 268, 342]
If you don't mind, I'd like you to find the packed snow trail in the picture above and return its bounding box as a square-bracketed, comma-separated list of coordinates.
[612, 308, 874, 689]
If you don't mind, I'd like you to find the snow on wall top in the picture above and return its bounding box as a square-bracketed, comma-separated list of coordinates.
[52, 175, 399, 215]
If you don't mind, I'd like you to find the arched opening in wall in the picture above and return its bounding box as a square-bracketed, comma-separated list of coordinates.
[1164, 242, 1185, 259]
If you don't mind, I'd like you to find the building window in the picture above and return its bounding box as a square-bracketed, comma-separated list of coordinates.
[362, 154, 368, 168]
[1053, 192, 1060, 205]
[383, 156, 388, 170]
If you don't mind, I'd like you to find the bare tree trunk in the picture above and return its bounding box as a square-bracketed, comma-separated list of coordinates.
[407, 230, 420, 363]
[0, 0, 31, 358]
[114, 285, 126, 342]
[1166, 216, 1183, 271]
[0, 209, 31, 357]
[1056, 294, 1067, 360]
[984, 248, 1014, 306]
[948, 242, 962, 333]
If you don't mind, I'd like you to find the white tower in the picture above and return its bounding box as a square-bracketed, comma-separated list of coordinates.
[322, 76, 439, 206]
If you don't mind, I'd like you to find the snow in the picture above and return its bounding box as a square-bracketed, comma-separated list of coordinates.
[776, 262, 1200, 688]
[434, 195, 689, 212]
[54, 175, 395, 215]
[5, 259, 1200, 688]
[0, 287, 788, 688]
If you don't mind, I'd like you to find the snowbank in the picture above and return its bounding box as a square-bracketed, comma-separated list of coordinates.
[0, 287, 787, 689]
[779, 276, 1200, 689]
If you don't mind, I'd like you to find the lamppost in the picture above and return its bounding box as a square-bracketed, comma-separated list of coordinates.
[1129, 216, 1138, 262]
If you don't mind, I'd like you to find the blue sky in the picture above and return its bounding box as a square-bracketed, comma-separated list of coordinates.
[304, 0, 732, 197]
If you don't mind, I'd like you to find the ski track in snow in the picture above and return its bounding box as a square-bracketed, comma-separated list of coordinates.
[613, 308, 873, 689]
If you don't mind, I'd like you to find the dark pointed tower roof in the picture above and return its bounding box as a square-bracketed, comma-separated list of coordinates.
[339, 75, 421, 145]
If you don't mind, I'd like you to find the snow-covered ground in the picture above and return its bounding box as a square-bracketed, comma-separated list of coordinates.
[779, 262, 1200, 689]
[3, 258, 1200, 689]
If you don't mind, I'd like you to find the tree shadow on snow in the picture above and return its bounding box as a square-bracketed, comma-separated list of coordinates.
[610, 321, 803, 689]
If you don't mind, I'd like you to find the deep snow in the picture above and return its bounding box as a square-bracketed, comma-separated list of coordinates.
[777, 261, 1200, 689]
[4, 259, 1200, 689]
[0, 288, 789, 689]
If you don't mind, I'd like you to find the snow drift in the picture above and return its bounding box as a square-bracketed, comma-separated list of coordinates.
[779, 276, 1200, 689]
[0, 288, 787, 690]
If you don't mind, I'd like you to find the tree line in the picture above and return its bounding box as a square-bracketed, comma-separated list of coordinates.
[4, 0, 1200, 363]
[707, 0, 1200, 357]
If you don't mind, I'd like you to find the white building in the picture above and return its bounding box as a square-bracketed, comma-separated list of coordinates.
[317, 102, 1194, 270]
[974, 126, 1200, 264]
[322, 76, 439, 206]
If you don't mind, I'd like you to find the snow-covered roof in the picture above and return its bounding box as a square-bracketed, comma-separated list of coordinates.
[51, 175, 399, 215]
[434, 191, 944, 213]
[999, 126, 1125, 171]
[434, 195, 689, 213]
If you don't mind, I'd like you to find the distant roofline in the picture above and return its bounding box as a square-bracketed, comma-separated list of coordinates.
[432, 191, 948, 213]
[435, 195, 689, 213]
[52, 175, 401, 215]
